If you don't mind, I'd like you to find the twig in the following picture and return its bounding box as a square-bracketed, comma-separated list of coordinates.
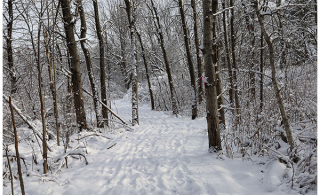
[106, 143, 117, 150]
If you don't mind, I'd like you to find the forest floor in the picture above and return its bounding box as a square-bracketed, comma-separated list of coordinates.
[3, 97, 316, 195]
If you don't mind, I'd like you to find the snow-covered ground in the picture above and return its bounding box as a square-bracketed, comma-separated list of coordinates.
[3, 98, 315, 195]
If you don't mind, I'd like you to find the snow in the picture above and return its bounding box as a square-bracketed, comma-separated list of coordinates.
[3, 98, 313, 195]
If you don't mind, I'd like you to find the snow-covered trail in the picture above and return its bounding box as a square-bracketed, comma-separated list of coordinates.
[5, 99, 293, 195]
[51, 100, 286, 195]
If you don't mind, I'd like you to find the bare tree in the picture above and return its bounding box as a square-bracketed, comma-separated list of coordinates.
[222, 0, 234, 112]
[191, 0, 203, 104]
[136, 29, 155, 110]
[178, 0, 198, 119]
[213, 0, 225, 127]
[149, 0, 178, 116]
[202, 0, 221, 151]
[9, 97, 25, 195]
[93, 0, 109, 127]
[36, 0, 48, 174]
[78, 0, 104, 128]
[253, 0, 294, 150]
[4, 0, 17, 94]
[230, 0, 240, 119]
[124, 0, 139, 125]
[60, 0, 87, 132]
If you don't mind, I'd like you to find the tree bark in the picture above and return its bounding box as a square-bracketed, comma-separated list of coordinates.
[124, 0, 139, 125]
[6, 0, 17, 94]
[254, 0, 294, 150]
[60, 0, 87, 132]
[93, 0, 109, 127]
[78, 0, 104, 128]
[202, 0, 222, 151]
[178, 0, 198, 119]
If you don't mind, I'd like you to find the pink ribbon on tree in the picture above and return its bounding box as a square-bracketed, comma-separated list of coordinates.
[202, 76, 205, 89]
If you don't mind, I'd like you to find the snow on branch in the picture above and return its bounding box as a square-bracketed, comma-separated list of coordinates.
[3, 95, 52, 152]
[212, 6, 234, 16]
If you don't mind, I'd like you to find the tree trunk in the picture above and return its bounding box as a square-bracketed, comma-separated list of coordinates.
[9, 97, 25, 195]
[93, 0, 108, 127]
[78, 0, 104, 128]
[6, 0, 17, 94]
[5, 146, 14, 195]
[124, 0, 139, 125]
[150, 0, 178, 116]
[52, 1, 60, 145]
[260, 31, 264, 112]
[60, 0, 87, 132]
[36, 1, 48, 174]
[191, 0, 203, 104]
[222, 0, 234, 112]
[212, 0, 226, 127]
[178, 0, 198, 119]
[202, 0, 222, 151]
[254, 0, 294, 151]
[136, 30, 155, 110]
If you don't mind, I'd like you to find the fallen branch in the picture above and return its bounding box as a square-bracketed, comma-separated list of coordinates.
[57, 71, 130, 127]
[3, 95, 52, 152]
[75, 133, 111, 141]
[106, 143, 117, 150]
[82, 88, 129, 125]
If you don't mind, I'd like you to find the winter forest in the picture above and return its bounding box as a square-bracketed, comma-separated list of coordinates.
[2, 0, 317, 194]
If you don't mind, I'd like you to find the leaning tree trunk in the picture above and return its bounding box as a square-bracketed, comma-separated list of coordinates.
[6, 0, 17, 95]
[9, 97, 25, 195]
[60, 0, 87, 132]
[78, 0, 104, 128]
[178, 0, 198, 119]
[202, 0, 222, 151]
[191, 0, 203, 104]
[124, 0, 139, 125]
[136, 30, 155, 110]
[93, 0, 108, 127]
[150, 0, 178, 116]
[254, 0, 294, 151]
